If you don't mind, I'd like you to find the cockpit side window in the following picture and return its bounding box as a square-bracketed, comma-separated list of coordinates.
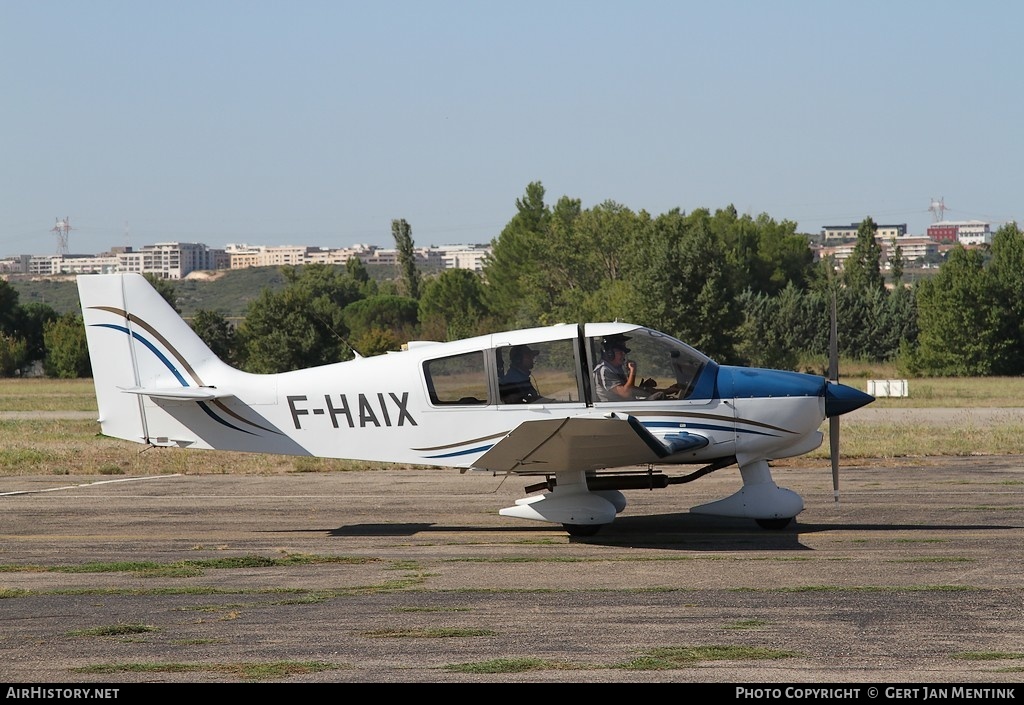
[423, 351, 489, 405]
[497, 339, 581, 404]
[590, 329, 708, 402]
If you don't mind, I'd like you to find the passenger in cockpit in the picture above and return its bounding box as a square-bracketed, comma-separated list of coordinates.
[500, 344, 542, 403]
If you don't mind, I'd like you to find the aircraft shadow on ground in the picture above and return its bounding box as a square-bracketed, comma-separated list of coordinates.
[316, 515, 1020, 552]
[321, 513, 807, 551]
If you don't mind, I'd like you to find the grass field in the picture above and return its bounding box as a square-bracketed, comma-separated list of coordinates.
[1, 375, 1023, 477]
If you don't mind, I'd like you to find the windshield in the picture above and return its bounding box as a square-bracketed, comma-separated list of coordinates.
[589, 327, 709, 402]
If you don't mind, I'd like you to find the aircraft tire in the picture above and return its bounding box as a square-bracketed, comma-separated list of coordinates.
[563, 523, 603, 537]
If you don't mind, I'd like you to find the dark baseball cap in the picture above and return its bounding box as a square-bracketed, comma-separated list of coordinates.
[510, 344, 540, 360]
[603, 335, 631, 353]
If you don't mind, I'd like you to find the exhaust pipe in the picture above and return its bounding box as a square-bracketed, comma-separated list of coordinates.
[525, 474, 670, 494]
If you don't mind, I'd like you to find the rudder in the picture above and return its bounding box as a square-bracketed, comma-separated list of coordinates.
[77, 273, 225, 444]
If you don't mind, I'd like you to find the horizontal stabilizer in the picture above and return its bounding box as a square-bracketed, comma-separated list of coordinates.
[119, 386, 232, 401]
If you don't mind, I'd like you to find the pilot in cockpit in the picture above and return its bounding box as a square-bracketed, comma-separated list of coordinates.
[593, 334, 680, 402]
[593, 335, 641, 401]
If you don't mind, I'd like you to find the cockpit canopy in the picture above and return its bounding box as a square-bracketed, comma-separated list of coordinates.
[420, 324, 713, 407]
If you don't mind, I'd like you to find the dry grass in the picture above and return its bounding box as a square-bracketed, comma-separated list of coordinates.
[0, 378, 99, 412]
[0, 380, 398, 477]
[866, 377, 1024, 408]
[806, 418, 1024, 465]
[2, 375, 1024, 477]
[809, 359, 1024, 408]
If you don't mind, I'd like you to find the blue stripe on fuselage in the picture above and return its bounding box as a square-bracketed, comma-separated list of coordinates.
[424, 444, 495, 459]
[641, 420, 779, 438]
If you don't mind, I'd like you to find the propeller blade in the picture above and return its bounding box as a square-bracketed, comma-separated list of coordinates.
[828, 292, 838, 382]
[830, 416, 840, 503]
[829, 290, 840, 502]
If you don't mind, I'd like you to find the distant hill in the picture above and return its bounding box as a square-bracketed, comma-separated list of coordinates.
[6, 265, 404, 319]
[7, 262, 932, 319]
[171, 267, 290, 318]
[6, 277, 84, 316]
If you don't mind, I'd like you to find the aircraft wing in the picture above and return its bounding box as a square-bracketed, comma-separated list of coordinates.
[473, 415, 708, 474]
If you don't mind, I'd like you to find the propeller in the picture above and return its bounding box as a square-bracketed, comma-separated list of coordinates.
[824, 290, 876, 501]
[827, 292, 840, 503]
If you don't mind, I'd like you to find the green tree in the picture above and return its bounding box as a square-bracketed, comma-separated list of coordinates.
[43, 314, 91, 378]
[626, 209, 741, 361]
[880, 282, 918, 366]
[350, 327, 402, 357]
[482, 185, 647, 327]
[0, 279, 20, 333]
[734, 289, 800, 370]
[781, 285, 830, 366]
[734, 283, 862, 373]
[346, 254, 369, 284]
[0, 333, 28, 376]
[143, 273, 180, 313]
[838, 284, 889, 361]
[528, 194, 586, 324]
[237, 264, 362, 373]
[345, 255, 377, 296]
[550, 200, 643, 323]
[713, 207, 815, 296]
[906, 246, 1004, 376]
[342, 294, 419, 353]
[984, 222, 1024, 374]
[748, 214, 816, 294]
[842, 217, 885, 292]
[190, 309, 237, 364]
[392, 218, 421, 300]
[11, 302, 58, 365]
[482, 181, 552, 327]
[418, 268, 491, 340]
[889, 244, 904, 286]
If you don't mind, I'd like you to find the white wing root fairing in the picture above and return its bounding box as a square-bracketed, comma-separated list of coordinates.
[78, 273, 875, 536]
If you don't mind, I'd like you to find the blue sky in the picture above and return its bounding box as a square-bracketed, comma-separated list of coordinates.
[2, 1, 1021, 257]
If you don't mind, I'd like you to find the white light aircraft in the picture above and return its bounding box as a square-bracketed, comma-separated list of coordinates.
[77, 273, 874, 536]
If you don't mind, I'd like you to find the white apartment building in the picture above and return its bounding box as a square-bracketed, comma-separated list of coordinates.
[225, 243, 315, 268]
[884, 236, 939, 263]
[5, 242, 228, 279]
[362, 247, 446, 269]
[821, 235, 938, 268]
[121, 242, 229, 279]
[926, 220, 992, 246]
[821, 223, 907, 242]
[438, 244, 490, 272]
[225, 243, 452, 269]
[2, 241, 492, 278]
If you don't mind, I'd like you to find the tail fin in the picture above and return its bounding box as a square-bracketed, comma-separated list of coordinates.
[78, 273, 231, 444]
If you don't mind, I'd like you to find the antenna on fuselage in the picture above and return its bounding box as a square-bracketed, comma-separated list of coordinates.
[308, 308, 363, 359]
